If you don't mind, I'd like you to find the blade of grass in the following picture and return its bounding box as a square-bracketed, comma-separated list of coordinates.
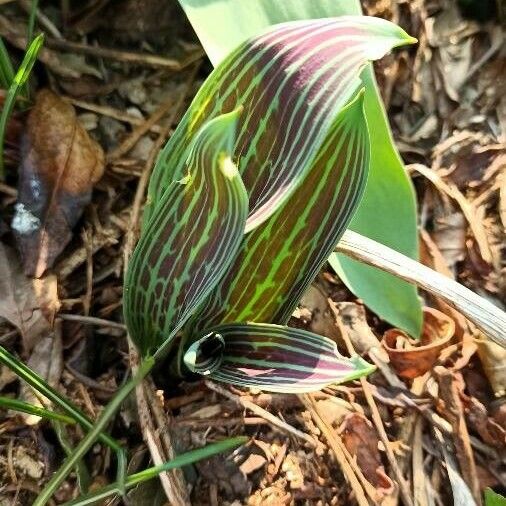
[0, 344, 129, 496]
[63, 437, 248, 506]
[0, 32, 43, 180]
[0, 396, 76, 424]
[0, 37, 14, 89]
[52, 421, 91, 494]
[27, 0, 40, 43]
[33, 357, 156, 506]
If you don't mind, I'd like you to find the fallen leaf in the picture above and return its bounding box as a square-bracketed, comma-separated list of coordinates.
[12, 89, 104, 277]
[382, 307, 455, 379]
[338, 413, 394, 499]
[0, 243, 59, 351]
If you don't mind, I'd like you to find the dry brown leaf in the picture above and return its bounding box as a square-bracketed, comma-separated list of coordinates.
[338, 413, 394, 500]
[0, 243, 60, 351]
[12, 89, 104, 277]
[382, 307, 455, 379]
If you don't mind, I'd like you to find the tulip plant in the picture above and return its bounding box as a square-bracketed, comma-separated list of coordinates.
[2, 15, 418, 506]
[124, 16, 416, 391]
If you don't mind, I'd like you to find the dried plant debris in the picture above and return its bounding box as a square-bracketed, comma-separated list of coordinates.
[12, 89, 104, 278]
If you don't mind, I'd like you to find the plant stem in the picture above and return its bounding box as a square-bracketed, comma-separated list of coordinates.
[337, 230, 506, 348]
[63, 436, 248, 506]
[0, 396, 75, 424]
[33, 357, 155, 506]
[0, 37, 15, 89]
[27, 0, 40, 44]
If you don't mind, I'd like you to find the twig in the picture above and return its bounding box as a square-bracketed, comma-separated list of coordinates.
[45, 36, 202, 71]
[205, 380, 317, 447]
[59, 313, 126, 330]
[299, 394, 371, 506]
[120, 68, 200, 506]
[434, 366, 481, 505]
[336, 230, 506, 348]
[107, 96, 175, 162]
[332, 305, 414, 506]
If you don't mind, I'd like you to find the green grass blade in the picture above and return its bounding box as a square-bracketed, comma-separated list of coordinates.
[33, 357, 155, 506]
[0, 37, 15, 89]
[63, 437, 248, 506]
[0, 396, 75, 424]
[27, 0, 40, 44]
[0, 33, 43, 180]
[0, 345, 120, 450]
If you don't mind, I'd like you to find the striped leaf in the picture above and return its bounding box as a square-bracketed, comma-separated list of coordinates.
[195, 90, 369, 328]
[124, 110, 248, 355]
[184, 323, 375, 393]
[145, 16, 416, 232]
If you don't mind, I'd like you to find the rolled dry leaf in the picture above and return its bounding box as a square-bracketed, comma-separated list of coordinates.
[382, 307, 455, 379]
[338, 412, 395, 501]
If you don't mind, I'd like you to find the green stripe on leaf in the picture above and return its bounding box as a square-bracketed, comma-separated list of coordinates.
[124, 110, 249, 355]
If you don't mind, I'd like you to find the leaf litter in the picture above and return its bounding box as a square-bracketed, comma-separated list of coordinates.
[0, 0, 505, 504]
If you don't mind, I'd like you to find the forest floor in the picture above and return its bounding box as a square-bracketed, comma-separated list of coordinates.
[0, 0, 504, 505]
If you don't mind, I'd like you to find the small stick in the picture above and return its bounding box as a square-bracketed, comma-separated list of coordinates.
[59, 313, 126, 330]
[299, 394, 371, 506]
[45, 37, 202, 71]
[336, 230, 506, 348]
[65, 97, 162, 133]
[332, 305, 414, 506]
[205, 380, 317, 447]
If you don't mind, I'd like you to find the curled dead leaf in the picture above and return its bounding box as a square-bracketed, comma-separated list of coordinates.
[382, 307, 455, 379]
[338, 413, 394, 500]
[476, 336, 506, 397]
[12, 89, 104, 278]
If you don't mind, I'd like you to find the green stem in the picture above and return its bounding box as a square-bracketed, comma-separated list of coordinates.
[0, 37, 15, 89]
[0, 396, 75, 424]
[63, 436, 248, 506]
[0, 33, 42, 180]
[27, 0, 40, 44]
[34, 357, 155, 506]
[52, 421, 91, 494]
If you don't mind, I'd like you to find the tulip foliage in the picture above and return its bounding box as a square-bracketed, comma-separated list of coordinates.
[124, 16, 417, 392]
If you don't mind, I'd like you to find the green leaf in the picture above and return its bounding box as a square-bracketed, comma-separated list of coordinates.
[196, 91, 370, 327]
[146, 15, 415, 232]
[0, 33, 43, 179]
[63, 437, 248, 506]
[124, 110, 249, 355]
[0, 396, 75, 424]
[185, 323, 375, 393]
[176, 0, 422, 337]
[485, 489, 506, 506]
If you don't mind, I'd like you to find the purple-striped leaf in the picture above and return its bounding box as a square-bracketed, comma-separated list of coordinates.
[184, 323, 375, 393]
[124, 110, 248, 356]
[146, 16, 416, 230]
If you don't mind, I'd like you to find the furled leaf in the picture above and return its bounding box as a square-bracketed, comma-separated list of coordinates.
[485, 489, 506, 506]
[146, 15, 416, 234]
[196, 91, 369, 327]
[176, 0, 423, 337]
[0, 243, 60, 352]
[124, 110, 248, 355]
[184, 322, 375, 393]
[12, 89, 105, 278]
